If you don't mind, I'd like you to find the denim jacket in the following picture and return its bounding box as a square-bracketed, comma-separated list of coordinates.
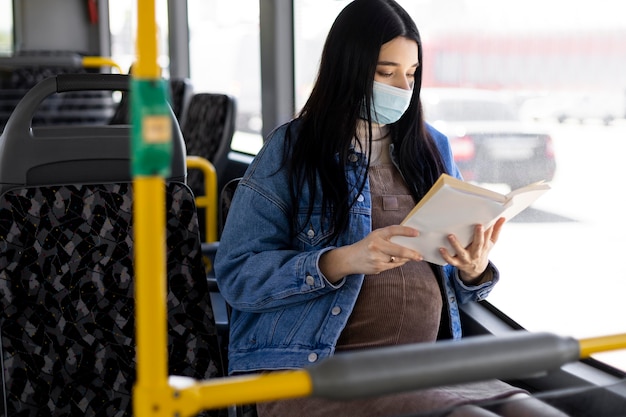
[214, 120, 499, 374]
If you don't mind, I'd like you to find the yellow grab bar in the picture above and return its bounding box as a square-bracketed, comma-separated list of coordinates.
[132, 1, 170, 417]
[136, 331, 626, 416]
[579, 333, 626, 358]
[133, 177, 169, 387]
[186, 156, 218, 242]
[82, 56, 124, 74]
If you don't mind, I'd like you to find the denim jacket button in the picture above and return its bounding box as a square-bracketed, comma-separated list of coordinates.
[331, 306, 341, 315]
[357, 194, 364, 202]
[308, 352, 318, 363]
[307, 229, 315, 238]
[348, 154, 358, 163]
[305, 275, 315, 286]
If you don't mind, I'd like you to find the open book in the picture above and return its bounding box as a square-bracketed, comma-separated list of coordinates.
[390, 174, 550, 266]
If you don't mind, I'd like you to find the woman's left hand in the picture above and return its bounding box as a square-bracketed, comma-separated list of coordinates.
[439, 217, 506, 283]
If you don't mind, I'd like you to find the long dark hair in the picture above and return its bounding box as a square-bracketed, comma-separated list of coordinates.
[284, 0, 446, 243]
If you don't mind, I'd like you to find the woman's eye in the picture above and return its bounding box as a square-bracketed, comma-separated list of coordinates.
[377, 72, 393, 78]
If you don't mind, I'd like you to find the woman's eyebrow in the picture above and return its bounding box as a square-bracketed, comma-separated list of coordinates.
[377, 60, 419, 67]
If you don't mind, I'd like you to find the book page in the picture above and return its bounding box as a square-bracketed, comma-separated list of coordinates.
[440, 174, 508, 203]
[390, 174, 550, 266]
[499, 185, 550, 222]
[391, 184, 506, 265]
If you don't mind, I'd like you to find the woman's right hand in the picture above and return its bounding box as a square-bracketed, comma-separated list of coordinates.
[319, 225, 423, 283]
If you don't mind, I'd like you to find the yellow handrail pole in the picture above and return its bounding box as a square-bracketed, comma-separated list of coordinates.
[579, 333, 626, 358]
[186, 155, 218, 242]
[168, 370, 313, 417]
[133, 178, 169, 416]
[162, 331, 626, 416]
[132, 0, 172, 416]
[133, 1, 159, 80]
[82, 56, 124, 74]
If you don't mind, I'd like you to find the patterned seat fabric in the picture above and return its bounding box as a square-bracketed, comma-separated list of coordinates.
[109, 78, 193, 127]
[183, 93, 236, 196]
[0, 182, 224, 417]
[169, 78, 194, 123]
[1, 65, 116, 132]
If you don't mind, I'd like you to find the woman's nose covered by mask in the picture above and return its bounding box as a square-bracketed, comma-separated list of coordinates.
[365, 81, 413, 125]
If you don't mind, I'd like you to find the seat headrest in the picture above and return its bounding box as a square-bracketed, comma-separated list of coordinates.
[0, 73, 186, 195]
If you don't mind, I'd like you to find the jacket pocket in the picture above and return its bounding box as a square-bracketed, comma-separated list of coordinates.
[231, 299, 319, 349]
[294, 211, 334, 250]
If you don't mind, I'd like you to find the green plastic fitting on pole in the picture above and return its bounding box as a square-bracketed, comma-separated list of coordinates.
[131, 78, 172, 177]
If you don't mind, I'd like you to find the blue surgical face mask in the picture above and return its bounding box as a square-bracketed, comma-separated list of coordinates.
[367, 81, 414, 125]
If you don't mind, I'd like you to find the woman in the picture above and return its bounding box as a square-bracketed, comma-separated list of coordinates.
[214, 1, 568, 416]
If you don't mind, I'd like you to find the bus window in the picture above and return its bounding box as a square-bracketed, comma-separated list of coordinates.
[0, 0, 12, 55]
[294, 0, 350, 111]
[187, 0, 263, 155]
[294, 0, 626, 373]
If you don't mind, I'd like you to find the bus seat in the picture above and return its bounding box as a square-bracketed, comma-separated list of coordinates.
[108, 76, 193, 127]
[0, 74, 226, 417]
[107, 85, 130, 125]
[0, 52, 118, 133]
[203, 178, 240, 340]
[169, 77, 194, 123]
[203, 176, 242, 337]
[182, 93, 236, 242]
[182, 93, 236, 195]
[202, 177, 258, 417]
[0, 73, 187, 195]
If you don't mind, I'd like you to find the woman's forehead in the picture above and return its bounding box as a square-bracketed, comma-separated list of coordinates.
[378, 36, 419, 66]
